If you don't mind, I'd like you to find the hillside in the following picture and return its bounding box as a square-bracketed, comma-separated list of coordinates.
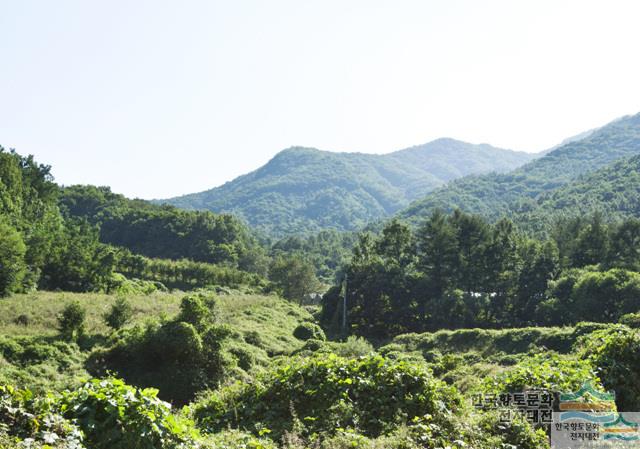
[400, 112, 640, 224]
[514, 153, 640, 231]
[159, 139, 535, 237]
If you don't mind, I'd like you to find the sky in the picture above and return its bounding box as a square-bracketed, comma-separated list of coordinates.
[2, 1, 640, 199]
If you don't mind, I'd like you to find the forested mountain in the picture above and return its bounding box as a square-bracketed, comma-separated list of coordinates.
[400, 112, 640, 223]
[160, 139, 535, 237]
[513, 154, 640, 232]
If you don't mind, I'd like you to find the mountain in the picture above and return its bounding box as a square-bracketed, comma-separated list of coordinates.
[513, 153, 640, 232]
[400, 112, 640, 224]
[159, 139, 535, 237]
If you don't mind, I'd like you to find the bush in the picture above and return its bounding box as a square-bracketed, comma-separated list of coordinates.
[0, 384, 83, 448]
[88, 293, 230, 404]
[293, 322, 326, 341]
[580, 326, 640, 410]
[0, 378, 198, 449]
[104, 296, 134, 330]
[13, 314, 30, 326]
[194, 354, 462, 440]
[334, 335, 374, 358]
[484, 352, 602, 395]
[60, 378, 197, 449]
[620, 312, 640, 328]
[178, 292, 217, 330]
[58, 300, 86, 340]
[474, 411, 549, 449]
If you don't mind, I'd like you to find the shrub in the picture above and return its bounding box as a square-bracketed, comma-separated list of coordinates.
[243, 330, 264, 347]
[474, 411, 549, 449]
[0, 378, 199, 449]
[104, 296, 134, 330]
[0, 384, 83, 448]
[580, 326, 640, 410]
[194, 354, 462, 440]
[178, 292, 217, 330]
[620, 312, 640, 328]
[59, 378, 197, 449]
[58, 300, 86, 341]
[484, 352, 602, 395]
[88, 293, 230, 404]
[334, 335, 375, 358]
[13, 314, 30, 326]
[293, 322, 326, 341]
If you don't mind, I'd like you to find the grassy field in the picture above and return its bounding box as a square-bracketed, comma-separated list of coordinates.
[0, 289, 315, 393]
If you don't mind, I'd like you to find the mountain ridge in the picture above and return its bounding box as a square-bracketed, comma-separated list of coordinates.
[158, 138, 536, 237]
[399, 112, 640, 224]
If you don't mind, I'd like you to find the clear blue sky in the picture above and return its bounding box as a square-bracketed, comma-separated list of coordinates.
[2, 1, 640, 199]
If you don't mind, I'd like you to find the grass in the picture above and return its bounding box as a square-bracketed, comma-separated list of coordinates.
[0, 291, 182, 337]
[0, 289, 314, 393]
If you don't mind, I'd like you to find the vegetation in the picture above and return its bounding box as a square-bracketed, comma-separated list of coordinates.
[161, 140, 534, 237]
[60, 184, 269, 274]
[3, 111, 640, 448]
[194, 353, 462, 441]
[321, 211, 640, 339]
[401, 112, 640, 227]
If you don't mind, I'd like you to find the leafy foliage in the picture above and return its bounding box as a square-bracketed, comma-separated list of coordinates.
[161, 141, 534, 237]
[0, 379, 198, 449]
[401, 112, 640, 229]
[580, 326, 640, 410]
[292, 322, 325, 341]
[58, 301, 86, 341]
[88, 293, 230, 404]
[104, 297, 133, 330]
[0, 221, 26, 297]
[194, 353, 462, 441]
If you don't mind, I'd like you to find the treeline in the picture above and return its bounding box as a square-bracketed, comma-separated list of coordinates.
[0, 147, 273, 297]
[118, 252, 265, 290]
[60, 185, 269, 274]
[270, 229, 357, 282]
[321, 210, 640, 339]
[0, 147, 109, 295]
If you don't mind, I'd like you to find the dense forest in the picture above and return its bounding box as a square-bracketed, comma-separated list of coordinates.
[401, 112, 640, 226]
[322, 210, 640, 338]
[161, 140, 535, 237]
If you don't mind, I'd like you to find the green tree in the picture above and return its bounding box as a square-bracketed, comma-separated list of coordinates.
[104, 297, 134, 330]
[58, 300, 86, 340]
[571, 212, 609, 267]
[269, 254, 320, 302]
[417, 210, 459, 326]
[607, 218, 640, 270]
[0, 222, 27, 296]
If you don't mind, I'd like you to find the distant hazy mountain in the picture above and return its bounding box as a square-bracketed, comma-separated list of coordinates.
[159, 138, 535, 237]
[400, 112, 640, 224]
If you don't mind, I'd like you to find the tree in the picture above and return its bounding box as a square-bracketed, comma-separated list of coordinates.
[513, 239, 559, 325]
[483, 218, 519, 325]
[269, 254, 320, 302]
[607, 218, 640, 270]
[104, 297, 134, 330]
[58, 301, 86, 340]
[416, 210, 459, 326]
[0, 222, 26, 297]
[571, 212, 609, 268]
